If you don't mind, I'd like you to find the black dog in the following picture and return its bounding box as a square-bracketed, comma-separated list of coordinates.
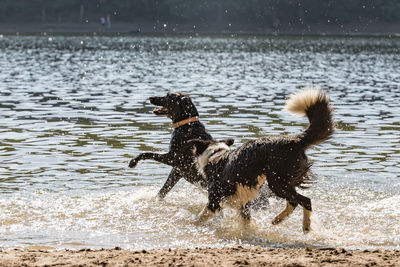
[131, 89, 334, 233]
[129, 92, 217, 199]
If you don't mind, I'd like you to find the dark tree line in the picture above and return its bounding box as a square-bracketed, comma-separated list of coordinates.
[1, 0, 399, 26]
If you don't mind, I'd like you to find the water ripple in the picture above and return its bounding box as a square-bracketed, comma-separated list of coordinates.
[0, 35, 399, 249]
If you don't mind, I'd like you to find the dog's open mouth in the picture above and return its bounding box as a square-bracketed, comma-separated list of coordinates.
[153, 107, 169, 115]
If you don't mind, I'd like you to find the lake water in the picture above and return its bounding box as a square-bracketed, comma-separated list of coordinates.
[0, 34, 399, 250]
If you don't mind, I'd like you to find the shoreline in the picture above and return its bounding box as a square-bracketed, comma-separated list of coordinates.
[1, 246, 399, 266]
[1, 22, 400, 37]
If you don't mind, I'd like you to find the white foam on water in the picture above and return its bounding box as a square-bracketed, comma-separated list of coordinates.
[1, 182, 398, 250]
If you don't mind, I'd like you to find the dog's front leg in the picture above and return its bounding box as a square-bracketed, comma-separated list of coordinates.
[194, 206, 216, 225]
[239, 203, 252, 225]
[129, 152, 155, 168]
[194, 197, 221, 225]
[128, 152, 175, 168]
[157, 168, 183, 199]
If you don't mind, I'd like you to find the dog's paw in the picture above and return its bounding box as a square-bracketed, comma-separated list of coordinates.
[271, 217, 282, 225]
[154, 194, 165, 202]
[303, 225, 312, 234]
[193, 219, 203, 226]
[128, 159, 138, 168]
[240, 217, 251, 228]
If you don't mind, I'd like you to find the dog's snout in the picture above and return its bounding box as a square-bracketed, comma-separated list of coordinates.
[149, 96, 164, 106]
[149, 96, 161, 106]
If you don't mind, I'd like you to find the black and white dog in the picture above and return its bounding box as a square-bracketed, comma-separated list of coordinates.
[130, 89, 334, 233]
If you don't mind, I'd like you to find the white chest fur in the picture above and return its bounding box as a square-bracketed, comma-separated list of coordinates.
[224, 174, 267, 208]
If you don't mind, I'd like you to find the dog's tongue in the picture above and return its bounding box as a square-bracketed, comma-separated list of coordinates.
[153, 107, 169, 115]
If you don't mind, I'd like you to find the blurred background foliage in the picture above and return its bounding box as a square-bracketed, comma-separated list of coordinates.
[0, 0, 399, 26]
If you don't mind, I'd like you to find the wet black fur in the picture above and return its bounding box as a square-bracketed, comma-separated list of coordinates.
[128, 92, 214, 198]
[194, 136, 313, 214]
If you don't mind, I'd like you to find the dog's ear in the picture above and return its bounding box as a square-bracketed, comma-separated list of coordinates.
[180, 96, 198, 117]
[185, 139, 212, 156]
[223, 138, 234, 146]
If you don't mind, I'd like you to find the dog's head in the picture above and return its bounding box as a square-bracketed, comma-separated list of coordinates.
[186, 138, 233, 156]
[149, 92, 199, 123]
[179, 138, 234, 177]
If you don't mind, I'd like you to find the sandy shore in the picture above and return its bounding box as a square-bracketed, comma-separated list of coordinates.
[1, 246, 399, 266]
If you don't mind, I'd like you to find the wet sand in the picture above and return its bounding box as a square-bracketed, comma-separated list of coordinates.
[1, 246, 399, 266]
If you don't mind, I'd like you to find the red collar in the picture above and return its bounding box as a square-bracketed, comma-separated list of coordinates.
[173, 116, 199, 129]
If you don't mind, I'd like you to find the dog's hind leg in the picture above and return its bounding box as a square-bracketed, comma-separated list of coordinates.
[289, 192, 312, 233]
[286, 192, 312, 233]
[303, 208, 312, 234]
[157, 168, 183, 199]
[270, 185, 312, 233]
[271, 201, 297, 225]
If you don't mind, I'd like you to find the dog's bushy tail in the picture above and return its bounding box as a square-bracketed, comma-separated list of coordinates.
[285, 88, 334, 150]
